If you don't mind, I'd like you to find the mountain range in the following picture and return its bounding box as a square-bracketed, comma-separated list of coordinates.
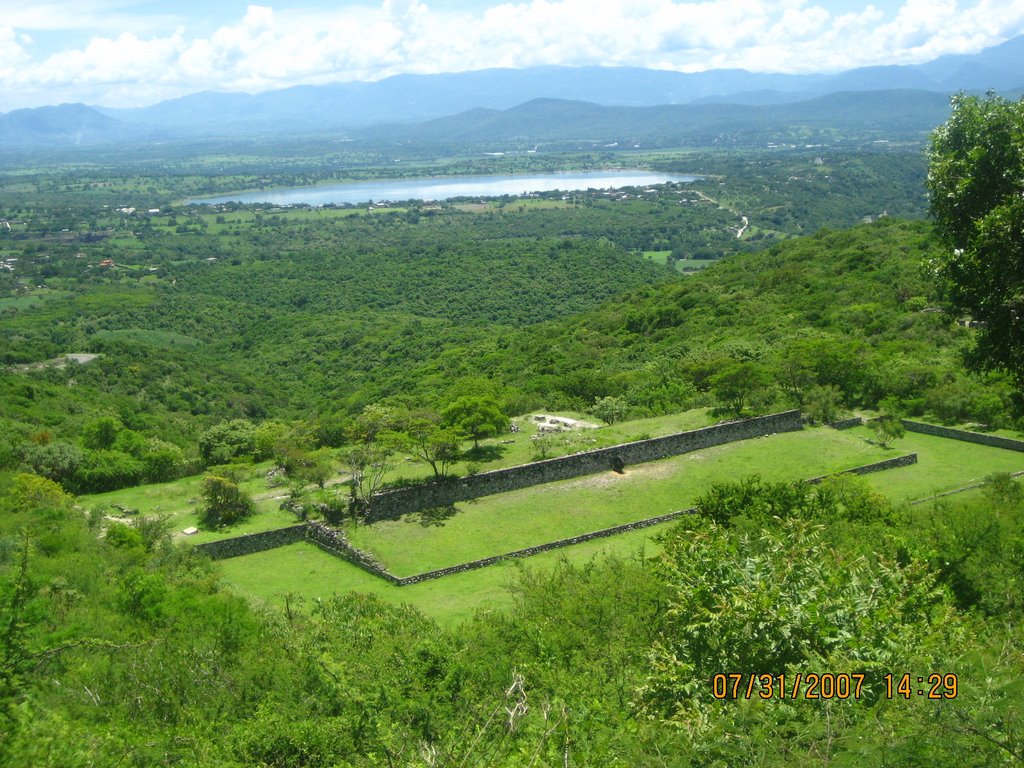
[1, 34, 1022, 150]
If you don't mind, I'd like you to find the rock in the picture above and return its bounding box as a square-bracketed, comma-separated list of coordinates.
[182, 527, 199, 535]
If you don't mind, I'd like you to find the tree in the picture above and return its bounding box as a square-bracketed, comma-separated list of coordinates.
[279, 447, 333, 493]
[348, 404, 405, 445]
[199, 474, 254, 528]
[9, 473, 72, 513]
[871, 397, 906, 448]
[18, 441, 82, 488]
[140, 439, 184, 483]
[198, 419, 257, 466]
[344, 440, 397, 516]
[592, 395, 628, 425]
[803, 383, 843, 424]
[402, 415, 464, 479]
[79, 415, 123, 450]
[74, 449, 146, 493]
[441, 396, 507, 450]
[637, 518, 956, 722]
[927, 93, 1024, 383]
[711, 361, 771, 415]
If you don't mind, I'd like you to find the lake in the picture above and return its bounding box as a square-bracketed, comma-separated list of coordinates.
[188, 171, 698, 206]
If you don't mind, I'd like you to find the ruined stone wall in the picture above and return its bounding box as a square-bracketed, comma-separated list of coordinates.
[193, 438, 921, 588]
[805, 453, 917, 484]
[367, 410, 804, 521]
[193, 524, 307, 559]
[828, 417, 864, 430]
[305, 521, 400, 584]
[902, 420, 1024, 452]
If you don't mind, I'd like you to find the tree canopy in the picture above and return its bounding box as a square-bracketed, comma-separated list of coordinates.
[928, 93, 1024, 382]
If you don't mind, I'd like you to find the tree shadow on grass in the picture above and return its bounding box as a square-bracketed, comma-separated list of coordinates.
[412, 505, 459, 527]
[463, 444, 507, 463]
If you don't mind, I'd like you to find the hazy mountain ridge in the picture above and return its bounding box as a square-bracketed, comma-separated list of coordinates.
[357, 90, 955, 146]
[1, 35, 1021, 149]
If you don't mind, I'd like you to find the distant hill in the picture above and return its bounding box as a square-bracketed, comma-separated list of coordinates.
[1, 35, 1021, 148]
[92, 34, 1022, 134]
[0, 103, 132, 148]
[357, 90, 954, 147]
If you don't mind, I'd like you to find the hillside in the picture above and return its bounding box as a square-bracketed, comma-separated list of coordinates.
[404, 217, 1008, 424]
[2, 210, 1011, 499]
[3, 156, 1024, 765]
[4, 213, 1024, 762]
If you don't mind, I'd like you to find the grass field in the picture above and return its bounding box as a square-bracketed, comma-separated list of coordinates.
[218, 526, 664, 626]
[75, 409, 718, 543]
[84, 410, 1024, 627]
[641, 250, 671, 264]
[850, 426, 1024, 500]
[345, 427, 889, 575]
[0, 289, 70, 310]
[675, 259, 718, 272]
[78, 461, 298, 544]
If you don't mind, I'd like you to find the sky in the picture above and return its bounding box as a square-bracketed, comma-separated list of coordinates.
[1, 0, 1023, 111]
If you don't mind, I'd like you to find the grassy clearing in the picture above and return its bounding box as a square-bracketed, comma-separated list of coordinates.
[218, 526, 664, 627]
[0, 290, 70, 310]
[78, 461, 298, 543]
[216, 418, 1024, 624]
[947, 423, 1024, 440]
[675, 259, 718, 273]
[70, 407, 722, 544]
[378, 408, 718, 487]
[195, 207, 376, 233]
[641, 250, 671, 264]
[849, 426, 1024, 501]
[498, 199, 575, 211]
[347, 427, 886, 575]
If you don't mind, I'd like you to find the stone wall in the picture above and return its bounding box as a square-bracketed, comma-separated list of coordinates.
[828, 417, 864, 430]
[368, 410, 804, 521]
[194, 524, 307, 560]
[902, 420, 1024, 452]
[805, 453, 917, 484]
[305, 521, 400, 584]
[193, 442, 917, 587]
[395, 452, 919, 585]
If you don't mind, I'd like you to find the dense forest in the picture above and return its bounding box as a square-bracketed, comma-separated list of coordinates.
[2, 95, 1024, 765]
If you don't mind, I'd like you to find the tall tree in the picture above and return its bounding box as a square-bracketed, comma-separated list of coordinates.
[441, 396, 507, 450]
[927, 93, 1024, 383]
[402, 414, 464, 479]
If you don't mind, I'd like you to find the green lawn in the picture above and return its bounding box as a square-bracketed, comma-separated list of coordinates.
[0, 290, 70, 310]
[73, 409, 718, 545]
[78, 461, 299, 544]
[641, 250, 671, 264]
[218, 526, 665, 627]
[347, 427, 888, 575]
[371, 407, 719, 487]
[215, 418, 1024, 625]
[850, 426, 1024, 501]
[675, 259, 717, 273]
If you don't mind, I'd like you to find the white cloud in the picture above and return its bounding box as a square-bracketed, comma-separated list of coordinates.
[2, 0, 1023, 109]
[3, 1, 180, 36]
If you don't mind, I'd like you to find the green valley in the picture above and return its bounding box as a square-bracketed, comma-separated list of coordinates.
[2, 91, 1024, 766]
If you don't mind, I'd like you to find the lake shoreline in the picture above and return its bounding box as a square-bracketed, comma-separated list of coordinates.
[185, 170, 699, 206]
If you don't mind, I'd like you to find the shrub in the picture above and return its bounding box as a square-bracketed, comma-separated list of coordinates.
[199, 474, 254, 528]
